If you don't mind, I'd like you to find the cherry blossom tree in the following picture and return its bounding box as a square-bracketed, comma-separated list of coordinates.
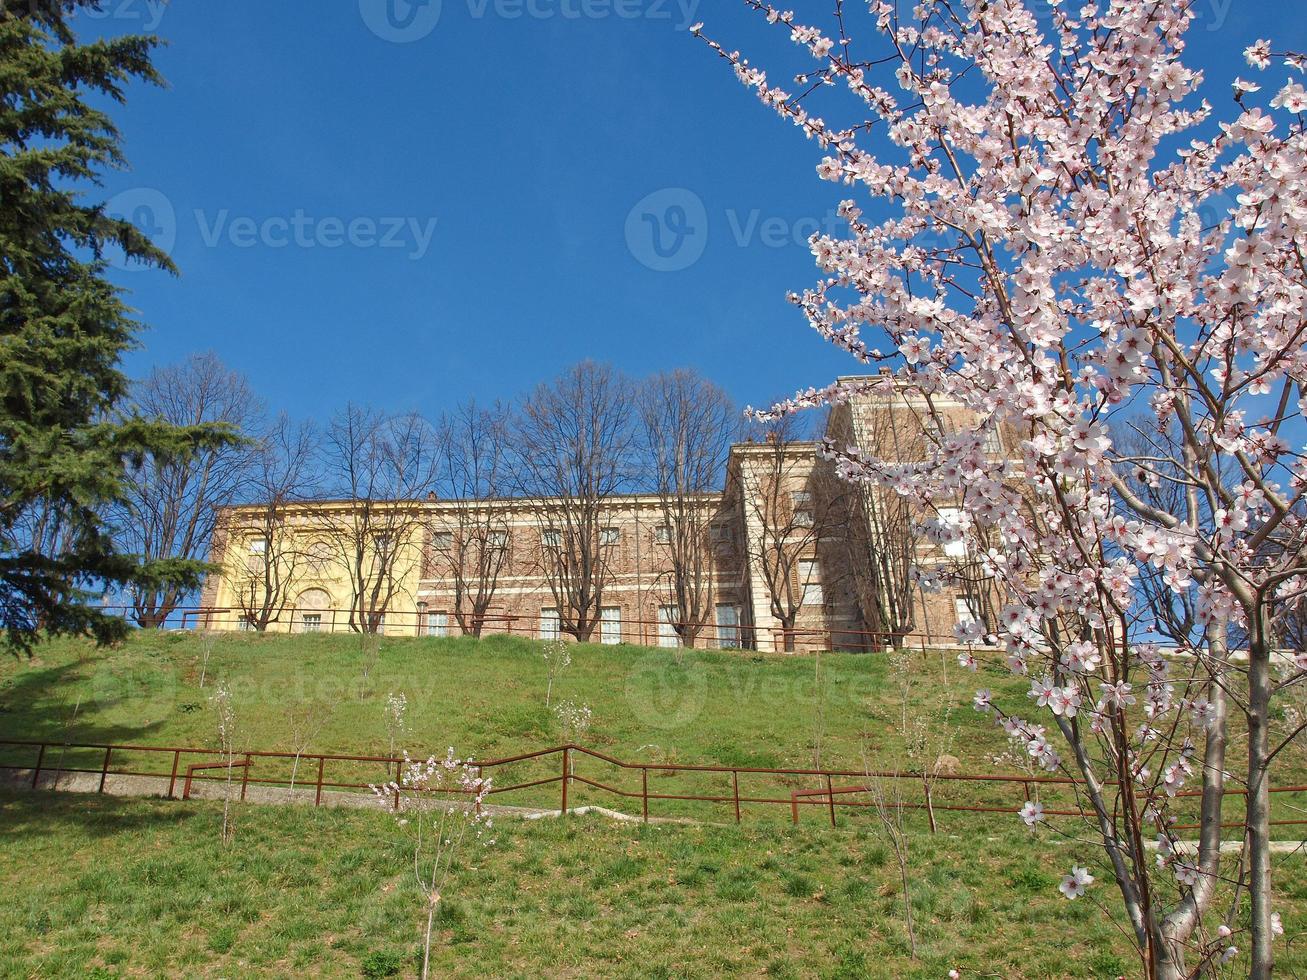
[695, 3, 1307, 977]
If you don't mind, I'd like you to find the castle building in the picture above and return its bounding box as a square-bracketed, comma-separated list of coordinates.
[200, 376, 1004, 652]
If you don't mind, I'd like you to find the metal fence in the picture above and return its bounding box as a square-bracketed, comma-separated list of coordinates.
[3, 738, 1303, 833]
[100, 603, 955, 654]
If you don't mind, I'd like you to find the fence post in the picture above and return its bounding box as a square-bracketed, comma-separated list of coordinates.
[561, 747, 570, 815]
[733, 771, 741, 823]
[240, 753, 252, 801]
[30, 743, 45, 790]
[167, 750, 181, 799]
[99, 746, 112, 793]
[642, 767, 648, 823]
[826, 773, 836, 828]
[315, 755, 325, 806]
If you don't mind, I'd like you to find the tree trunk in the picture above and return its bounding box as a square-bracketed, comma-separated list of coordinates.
[782, 626, 796, 654]
[1246, 612, 1275, 979]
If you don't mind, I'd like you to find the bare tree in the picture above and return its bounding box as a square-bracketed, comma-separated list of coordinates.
[637, 369, 737, 647]
[112, 354, 261, 627]
[224, 415, 318, 632]
[427, 401, 514, 636]
[512, 362, 635, 643]
[314, 405, 439, 634]
[737, 416, 842, 652]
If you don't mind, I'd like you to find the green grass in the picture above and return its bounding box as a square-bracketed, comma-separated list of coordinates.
[10, 788, 1300, 979]
[0, 631, 947, 768]
[1, 632, 1305, 976]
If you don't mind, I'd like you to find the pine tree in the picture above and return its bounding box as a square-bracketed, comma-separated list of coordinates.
[0, 2, 232, 649]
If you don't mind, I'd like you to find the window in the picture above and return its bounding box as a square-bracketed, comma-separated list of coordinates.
[248, 538, 267, 555]
[657, 606, 682, 648]
[654, 524, 672, 545]
[982, 426, 1003, 455]
[601, 606, 622, 646]
[709, 524, 730, 543]
[373, 533, 393, 558]
[938, 506, 969, 558]
[542, 529, 561, 549]
[368, 612, 386, 635]
[716, 604, 741, 650]
[954, 596, 980, 627]
[237, 615, 255, 632]
[600, 527, 620, 546]
[540, 607, 561, 641]
[306, 540, 333, 572]
[426, 611, 449, 638]
[792, 491, 813, 527]
[431, 531, 453, 551]
[798, 559, 823, 606]
[489, 530, 508, 550]
[301, 613, 322, 633]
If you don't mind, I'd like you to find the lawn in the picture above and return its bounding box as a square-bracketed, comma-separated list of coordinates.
[1, 631, 1304, 977]
[10, 789, 1303, 979]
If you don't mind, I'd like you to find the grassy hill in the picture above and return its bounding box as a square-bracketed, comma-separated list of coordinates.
[0, 631, 1016, 773]
[0, 631, 1304, 977]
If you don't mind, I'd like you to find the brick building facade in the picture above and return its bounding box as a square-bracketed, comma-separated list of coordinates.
[200, 376, 1003, 652]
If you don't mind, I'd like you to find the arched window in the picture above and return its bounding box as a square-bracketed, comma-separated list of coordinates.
[295, 588, 331, 633]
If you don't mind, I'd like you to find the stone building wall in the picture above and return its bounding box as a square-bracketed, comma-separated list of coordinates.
[200, 375, 1008, 652]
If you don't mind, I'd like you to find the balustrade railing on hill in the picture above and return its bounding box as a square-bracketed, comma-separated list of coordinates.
[98, 604, 953, 653]
[2, 738, 1303, 834]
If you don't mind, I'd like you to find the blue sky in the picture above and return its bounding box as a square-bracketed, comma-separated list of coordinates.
[83, 0, 1306, 423]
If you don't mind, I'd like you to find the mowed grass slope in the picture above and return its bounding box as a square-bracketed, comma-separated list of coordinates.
[2, 632, 1306, 977]
[11, 789, 1301, 979]
[0, 631, 1016, 773]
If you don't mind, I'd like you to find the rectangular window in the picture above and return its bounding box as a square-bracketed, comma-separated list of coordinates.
[654, 524, 672, 545]
[982, 427, 1003, 455]
[601, 606, 622, 646]
[248, 538, 267, 555]
[539, 607, 560, 641]
[431, 531, 453, 551]
[489, 530, 508, 550]
[798, 559, 823, 606]
[954, 596, 980, 627]
[237, 615, 255, 633]
[709, 524, 730, 543]
[600, 527, 620, 546]
[791, 491, 813, 527]
[301, 613, 321, 633]
[657, 606, 682, 648]
[716, 604, 741, 650]
[426, 611, 449, 638]
[542, 529, 561, 549]
[938, 506, 969, 558]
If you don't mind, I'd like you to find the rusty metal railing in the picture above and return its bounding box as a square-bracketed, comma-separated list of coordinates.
[2, 738, 1303, 834]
